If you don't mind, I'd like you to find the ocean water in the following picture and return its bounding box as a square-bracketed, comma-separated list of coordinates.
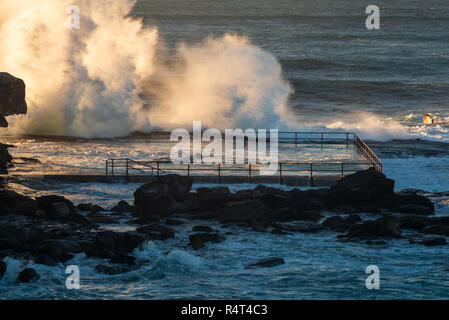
[1, 0, 449, 299]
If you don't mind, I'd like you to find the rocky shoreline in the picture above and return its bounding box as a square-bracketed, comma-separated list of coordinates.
[1, 168, 447, 284]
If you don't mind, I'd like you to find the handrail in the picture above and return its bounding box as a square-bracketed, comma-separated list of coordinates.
[353, 134, 383, 172]
[104, 132, 383, 183]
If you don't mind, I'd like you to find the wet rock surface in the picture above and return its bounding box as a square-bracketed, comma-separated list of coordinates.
[0, 168, 447, 285]
[248, 257, 285, 268]
[17, 268, 39, 283]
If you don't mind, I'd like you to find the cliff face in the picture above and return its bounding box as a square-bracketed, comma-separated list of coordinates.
[0, 72, 27, 173]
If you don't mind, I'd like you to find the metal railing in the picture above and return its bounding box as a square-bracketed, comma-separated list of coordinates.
[354, 134, 382, 172]
[105, 159, 373, 182]
[104, 132, 383, 183]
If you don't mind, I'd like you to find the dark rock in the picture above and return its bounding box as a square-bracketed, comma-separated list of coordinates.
[35, 195, 77, 218]
[0, 73, 27, 116]
[272, 207, 322, 222]
[255, 185, 287, 196]
[189, 233, 224, 250]
[340, 217, 402, 240]
[248, 257, 285, 268]
[35, 239, 82, 262]
[379, 194, 434, 215]
[0, 260, 6, 280]
[90, 231, 145, 258]
[219, 200, 273, 226]
[77, 203, 104, 212]
[366, 240, 387, 245]
[136, 223, 175, 241]
[111, 200, 133, 213]
[271, 227, 288, 235]
[134, 174, 193, 203]
[280, 221, 323, 233]
[418, 237, 447, 246]
[16, 157, 40, 164]
[422, 225, 449, 236]
[0, 116, 7, 127]
[95, 264, 131, 275]
[192, 226, 214, 233]
[396, 215, 431, 231]
[17, 268, 39, 283]
[0, 144, 12, 174]
[134, 194, 172, 220]
[109, 254, 136, 266]
[325, 168, 395, 208]
[0, 190, 37, 216]
[87, 213, 119, 224]
[196, 187, 231, 196]
[234, 189, 263, 199]
[166, 219, 184, 225]
[0, 237, 21, 250]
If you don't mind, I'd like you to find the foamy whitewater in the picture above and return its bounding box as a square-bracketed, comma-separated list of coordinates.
[1, 0, 449, 299]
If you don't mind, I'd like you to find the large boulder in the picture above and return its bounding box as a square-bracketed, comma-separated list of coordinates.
[35, 239, 82, 263]
[133, 175, 193, 220]
[189, 233, 224, 250]
[339, 217, 402, 240]
[326, 168, 395, 209]
[136, 223, 175, 240]
[35, 195, 77, 218]
[87, 231, 145, 258]
[0, 190, 37, 216]
[378, 194, 434, 215]
[0, 73, 27, 116]
[134, 175, 193, 203]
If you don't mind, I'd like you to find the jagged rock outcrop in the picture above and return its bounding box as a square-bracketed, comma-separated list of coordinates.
[0, 73, 27, 117]
[0, 73, 28, 173]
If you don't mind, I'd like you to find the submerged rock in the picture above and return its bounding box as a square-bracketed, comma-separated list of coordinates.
[17, 268, 39, 283]
[189, 233, 224, 250]
[192, 226, 214, 233]
[416, 237, 447, 246]
[87, 213, 119, 224]
[77, 203, 104, 212]
[136, 223, 175, 241]
[111, 200, 133, 213]
[339, 217, 402, 240]
[248, 257, 285, 268]
[35, 239, 82, 263]
[95, 264, 131, 275]
[109, 254, 136, 266]
[422, 225, 449, 236]
[166, 218, 184, 226]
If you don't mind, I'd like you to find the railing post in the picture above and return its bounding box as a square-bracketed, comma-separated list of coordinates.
[187, 164, 190, 177]
[111, 159, 114, 175]
[218, 164, 221, 183]
[106, 160, 108, 175]
[248, 164, 252, 182]
[341, 163, 344, 178]
[346, 133, 349, 147]
[157, 162, 160, 176]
